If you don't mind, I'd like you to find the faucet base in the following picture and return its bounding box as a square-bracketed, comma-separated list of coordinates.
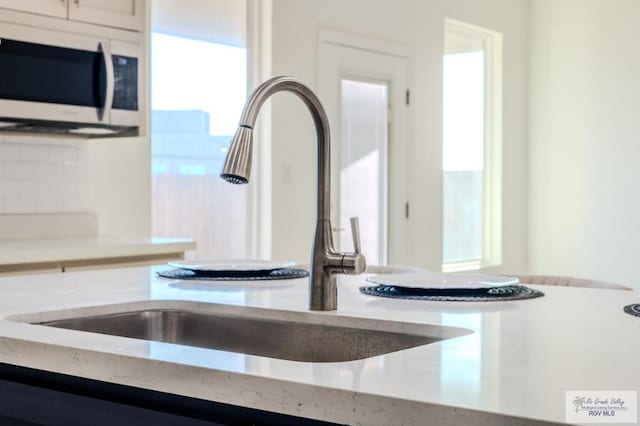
[309, 270, 338, 311]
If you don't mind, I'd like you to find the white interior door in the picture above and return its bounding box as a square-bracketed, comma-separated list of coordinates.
[319, 40, 409, 265]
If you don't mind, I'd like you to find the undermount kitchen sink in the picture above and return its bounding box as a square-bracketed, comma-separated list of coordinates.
[15, 302, 470, 362]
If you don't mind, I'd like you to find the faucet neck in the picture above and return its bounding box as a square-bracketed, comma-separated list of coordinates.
[238, 76, 331, 221]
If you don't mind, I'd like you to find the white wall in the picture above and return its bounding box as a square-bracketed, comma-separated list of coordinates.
[529, 0, 640, 289]
[87, 137, 151, 237]
[270, 0, 529, 272]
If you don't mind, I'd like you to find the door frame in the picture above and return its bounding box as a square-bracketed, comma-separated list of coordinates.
[246, 0, 273, 260]
[317, 29, 412, 265]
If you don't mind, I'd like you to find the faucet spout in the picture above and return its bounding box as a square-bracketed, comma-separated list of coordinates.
[221, 76, 366, 310]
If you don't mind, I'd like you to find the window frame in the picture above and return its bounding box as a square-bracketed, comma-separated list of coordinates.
[442, 19, 503, 273]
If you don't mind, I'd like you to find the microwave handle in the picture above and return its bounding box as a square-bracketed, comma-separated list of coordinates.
[97, 42, 114, 122]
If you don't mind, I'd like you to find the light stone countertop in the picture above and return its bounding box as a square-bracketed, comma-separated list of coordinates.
[0, 265, 637, 425]
[0, 237, 196, 265]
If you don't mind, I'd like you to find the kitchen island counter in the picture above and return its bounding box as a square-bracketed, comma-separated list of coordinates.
[0, 266, 636, 425]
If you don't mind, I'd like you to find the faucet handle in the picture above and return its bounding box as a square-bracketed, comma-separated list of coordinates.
[350, 217, 362, 254]
[341, 217, 366, 275]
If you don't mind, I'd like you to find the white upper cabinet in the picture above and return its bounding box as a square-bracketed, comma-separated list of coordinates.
[0, 0, 67, 18]
[68, 0, 145, 31]
[0, 0, 145, 31]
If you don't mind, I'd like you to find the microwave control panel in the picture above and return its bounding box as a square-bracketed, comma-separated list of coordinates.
[112, 55, 138, 111]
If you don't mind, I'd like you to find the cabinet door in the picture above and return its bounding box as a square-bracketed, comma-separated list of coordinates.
[0, 0, 67, 18]
[68, 0, 145, 31]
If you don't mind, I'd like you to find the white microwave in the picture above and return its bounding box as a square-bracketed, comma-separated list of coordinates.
[0, 22, 142, 137]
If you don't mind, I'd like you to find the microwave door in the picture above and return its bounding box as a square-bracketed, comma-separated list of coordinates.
[0, 24, 110, 125]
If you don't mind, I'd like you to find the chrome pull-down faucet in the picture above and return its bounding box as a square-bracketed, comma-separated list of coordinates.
[220, 76, 366, 311]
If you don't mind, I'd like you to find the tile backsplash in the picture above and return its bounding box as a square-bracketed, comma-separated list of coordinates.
[0, 135, 90, 214]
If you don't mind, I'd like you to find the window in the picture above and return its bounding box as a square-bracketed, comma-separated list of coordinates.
[150, 0, 249, 261]
[442, 19, 502, 272]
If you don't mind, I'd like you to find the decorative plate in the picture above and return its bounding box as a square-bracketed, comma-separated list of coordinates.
[366, 272, 519, 290]
[167, 260, 297, 273]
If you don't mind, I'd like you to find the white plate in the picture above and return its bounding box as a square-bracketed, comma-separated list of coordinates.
[366, 272, 519, 290]
[168, 260, 297, 273]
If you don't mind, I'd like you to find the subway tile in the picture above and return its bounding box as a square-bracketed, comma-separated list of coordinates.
[3, 134, 68, 146]
[62, 138, 88, 147]
[50, 182, 73, 197]
[0, 143, 20, 160]
[0, 180, 18, 197]
[2, 135, 31, 144]
[63, 163, 88, 180]
[4, 162, 34, 179]
[33, 163, 63, 179]
[0, 135, 22, 144]
[4, 197, 35, 213]
[20, 182, 52, 197]
[50, 146, 78, 163]
[35, 197, 64, 213]
[76, 145, 89, 163]
[20, 145, 50, 162]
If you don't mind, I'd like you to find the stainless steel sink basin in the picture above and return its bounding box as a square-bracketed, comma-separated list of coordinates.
[22, 303, 470, 362]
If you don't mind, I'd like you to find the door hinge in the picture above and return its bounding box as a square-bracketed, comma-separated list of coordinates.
[405, 202, 410, 219]
[405, 89, 410, 106]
